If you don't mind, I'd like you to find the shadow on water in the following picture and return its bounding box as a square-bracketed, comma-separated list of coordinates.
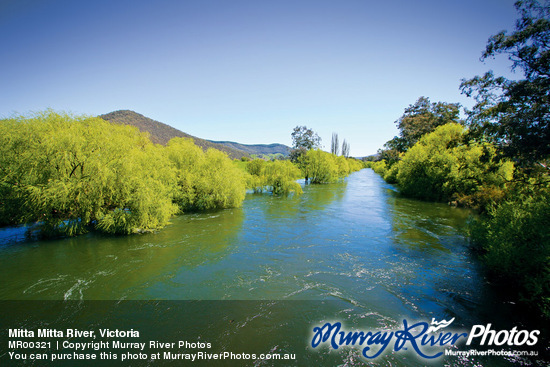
[0, 208, 244, 300]
[388, 190, 472, 254]
[382, 173, 549, 365]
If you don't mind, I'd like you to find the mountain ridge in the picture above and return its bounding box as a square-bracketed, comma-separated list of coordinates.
[99, 110, 291, 159]
[209, 141, 291, 156]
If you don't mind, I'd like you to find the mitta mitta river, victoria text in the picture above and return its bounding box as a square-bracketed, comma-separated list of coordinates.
[8, 329, 139, 338]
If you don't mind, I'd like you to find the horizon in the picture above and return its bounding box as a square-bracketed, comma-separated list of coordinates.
[1, 0, 520, 156]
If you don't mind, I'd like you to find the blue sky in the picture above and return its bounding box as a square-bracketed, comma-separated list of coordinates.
[0, 0, 520, 156]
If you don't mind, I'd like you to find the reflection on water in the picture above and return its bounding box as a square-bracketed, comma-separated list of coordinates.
[0, 208, 244, 300]
[388, 189, 471, 253]
[0, 169, 545, 366]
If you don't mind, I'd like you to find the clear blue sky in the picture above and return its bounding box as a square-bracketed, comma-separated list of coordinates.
[1, 0, 520, 156]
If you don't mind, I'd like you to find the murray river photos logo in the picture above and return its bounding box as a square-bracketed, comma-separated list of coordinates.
[310, 318, 540, 360]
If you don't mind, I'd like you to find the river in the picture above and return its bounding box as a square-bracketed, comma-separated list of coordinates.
[0, 169, 544, 366]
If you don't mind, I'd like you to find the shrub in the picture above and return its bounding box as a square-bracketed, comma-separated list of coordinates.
[246, 159, 302, 195]
[470, 186, 550, 318]
[395, 123, 513, 205]
[166, 138, 246, 211]
[0, 111, 178, 235]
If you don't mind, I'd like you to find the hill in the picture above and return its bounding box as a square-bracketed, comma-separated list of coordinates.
[209, 141, 291, 157]
[99, 110, 250, 159]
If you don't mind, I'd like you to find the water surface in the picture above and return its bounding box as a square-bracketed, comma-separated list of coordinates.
[0, 170, 542, 366]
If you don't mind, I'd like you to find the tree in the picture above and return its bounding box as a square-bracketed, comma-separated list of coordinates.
[299, 149, 363, 184]
[376, 97, 462, 167]
[291, 125, 321, 150]
[331, 132, 340, 155]
[460, 0, 550, 166]
[166, 138, 246, 211]
[290, 126, 321, 162]
[0, 111, 178, 235]
[469, 187, 550, 317]
[301, 149, 339, 184]
[0, 111, 249, 236]
[395, 123, 514, 203]
[289, 125, 322, 183]
[341, 139, 350, 158]
[395, 97, 462, 151]
[245, 159, 302, 195]
[377, 136, 406, 166]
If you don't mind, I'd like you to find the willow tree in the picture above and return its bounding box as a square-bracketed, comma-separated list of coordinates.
[165, 137, 246, 211]
[395, 123, 514, 205]
[300, 150, 340, 184]
[245, 159, 302, 195]
[0, 111, 177, 235]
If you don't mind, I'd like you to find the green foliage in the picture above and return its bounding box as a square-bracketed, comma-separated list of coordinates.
[264, 160, 303, 195]
[382, 163, 399, 184]
[0, 111, 248, 237]
[291, 125, 321, 151]
[0, 111, 178, 235]
[376, 97, 462, 166]
[166, 138, 246, 211]
[300, 150, 363, 184]
[460, 1, 550, 318]
[245, 159, 302, 195]
[369, 160, 388, 177]
[399, 96, 462, 148]
[290, 126, 321, 163]
[395, 123, 513, 204]
[335, 156, 350, 177]
[469, 185, 550, 318]
[245, 159, 267, 192]
[396, 97, 462, 150]
[300, 150, 339, 184]
[460, 0, 550, 165]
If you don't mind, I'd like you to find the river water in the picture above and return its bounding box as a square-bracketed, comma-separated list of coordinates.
[0, 169, 544, 366]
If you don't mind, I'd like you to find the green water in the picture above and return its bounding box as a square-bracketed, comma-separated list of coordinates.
[0, 169, 544, 366]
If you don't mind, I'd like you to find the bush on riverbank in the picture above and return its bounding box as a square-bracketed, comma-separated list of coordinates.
[0, 111, 246, 236]
[299, 149, 363, 184]
[396, 123, 514, 204]
[369, 124, 514, 210]
[469, 185, 550, 318]
[0, 111, 178, 235]
[246, 159, 302, 195]
[370, 122, 548, 318]
[167, 138, 246, 211]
